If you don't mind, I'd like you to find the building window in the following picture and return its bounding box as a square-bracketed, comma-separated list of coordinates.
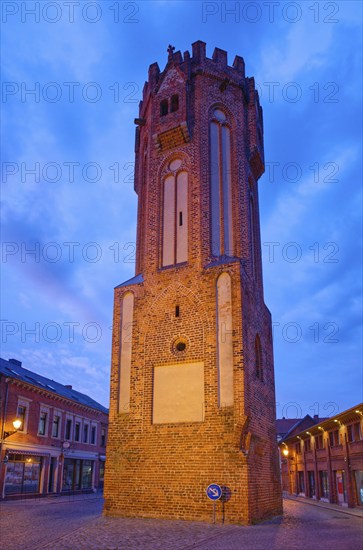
[74, 422, 80, 442]
[65, 419, 72, 440]
[90, 425, 96, 445]
[101, 428, 106, 447]
[83, 423, 89, 444]
[162, 162, 188, 267]
[315, 434, 324, 450]
[329, 429, 340, 446]
[319, 471, 329, 499]
[52, 415, 61, 438]
[160, 99, 168, 116]
[255, 334, 263, 381]
[17, 405, 26, 432]
[304, 439, 311, 452]
[38, 411, 48, 436]
[170, 94, 179, 112]
[210, 108, 233, 257]
[295, 441, 301, 454]
[347, 422, 361, 442]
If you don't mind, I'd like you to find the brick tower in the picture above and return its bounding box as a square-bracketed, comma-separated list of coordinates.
[104, 41, 282, 524]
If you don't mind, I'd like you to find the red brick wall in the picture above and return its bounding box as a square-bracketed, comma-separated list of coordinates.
[105, 41, 282, 524]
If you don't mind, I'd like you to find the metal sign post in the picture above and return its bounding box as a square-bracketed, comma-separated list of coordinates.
[206, 483, 222, 524]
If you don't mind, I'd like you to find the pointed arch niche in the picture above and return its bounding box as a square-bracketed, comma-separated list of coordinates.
[210, 107, 234, 257]
[118, 292, 134, 413]
[216, 272, 234, 407]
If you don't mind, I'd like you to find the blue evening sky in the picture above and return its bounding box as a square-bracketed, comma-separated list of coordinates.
[1, 1, 362, 417]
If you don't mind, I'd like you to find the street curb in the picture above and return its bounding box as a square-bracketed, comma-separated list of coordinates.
[284, 495, 363, 519]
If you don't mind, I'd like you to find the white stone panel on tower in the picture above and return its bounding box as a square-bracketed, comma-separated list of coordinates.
[210, 121, 221, 256]
[176, 170, 188, 264]
[118, 292, 134, 413]
[153, 362, 205, 423]
[222, 125, 233, 256]
[162, 174, 175, 266]
[217, 273, 234, 407]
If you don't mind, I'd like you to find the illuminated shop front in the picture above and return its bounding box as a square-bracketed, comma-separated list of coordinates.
[4, 452, 45, 496]
[62, 457, 94, 492]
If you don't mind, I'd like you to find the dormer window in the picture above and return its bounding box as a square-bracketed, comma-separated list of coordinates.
[171, 94, 179, 112]
[160, 99, 168, 116]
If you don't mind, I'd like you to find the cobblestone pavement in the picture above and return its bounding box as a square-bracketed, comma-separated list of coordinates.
[0, 495, 362, 550]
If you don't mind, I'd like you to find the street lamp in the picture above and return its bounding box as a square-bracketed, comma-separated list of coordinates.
[3, 419, 22, 439]
[282, 448, 289, 457]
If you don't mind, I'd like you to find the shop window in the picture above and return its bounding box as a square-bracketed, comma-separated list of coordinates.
[160, 99, 168, 116]
[319, 471, 330, 499]
[354, 470, 363, 505]
[170, 94, 179, 112]
[308, 471, 315, 497]
[5, 455, 42, 495]
[62, 458, 93, 491]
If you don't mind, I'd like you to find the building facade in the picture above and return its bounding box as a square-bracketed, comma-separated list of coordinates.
[104, 41, 282, 524]
[279, 404, 363, 508]
[0, 358, 108, 499]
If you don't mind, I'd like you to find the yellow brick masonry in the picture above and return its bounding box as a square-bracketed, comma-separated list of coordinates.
[104, 41, 282, 524]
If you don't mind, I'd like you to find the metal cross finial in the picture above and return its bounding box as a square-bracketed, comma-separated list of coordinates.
[167, 44, 175, 58]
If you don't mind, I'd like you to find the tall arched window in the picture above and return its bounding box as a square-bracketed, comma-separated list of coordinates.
[119, 292, 134, 413]
[210, 108, 233, 257]
[162, 158, 188, 267]
[255, 334, 263, 381]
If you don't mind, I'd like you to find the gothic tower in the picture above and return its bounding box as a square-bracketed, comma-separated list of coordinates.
[104, 41, 282, 524]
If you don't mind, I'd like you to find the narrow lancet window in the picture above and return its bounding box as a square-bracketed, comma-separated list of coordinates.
[210, 109, 233, 257]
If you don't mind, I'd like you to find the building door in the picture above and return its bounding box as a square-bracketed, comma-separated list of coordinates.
[48, 458, 56, 493]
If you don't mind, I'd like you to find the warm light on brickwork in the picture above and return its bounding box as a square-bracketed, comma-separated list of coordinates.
[104, 41, 282, 525]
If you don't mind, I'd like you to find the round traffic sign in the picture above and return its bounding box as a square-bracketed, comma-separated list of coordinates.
[206, 483, 222, 501]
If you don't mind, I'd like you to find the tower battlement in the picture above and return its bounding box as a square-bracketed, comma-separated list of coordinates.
[140, 41, 252, 112]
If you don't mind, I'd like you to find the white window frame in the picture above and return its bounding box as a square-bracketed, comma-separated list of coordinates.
[38, 405, 50, 437]
[82, 420, 90, 444]
[90, 423, 97, 445]
[74, 416, 82, 442]
[16, 397, 32, 433]
[65, 414, 73, 441]
[51, 409, 62, 439]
